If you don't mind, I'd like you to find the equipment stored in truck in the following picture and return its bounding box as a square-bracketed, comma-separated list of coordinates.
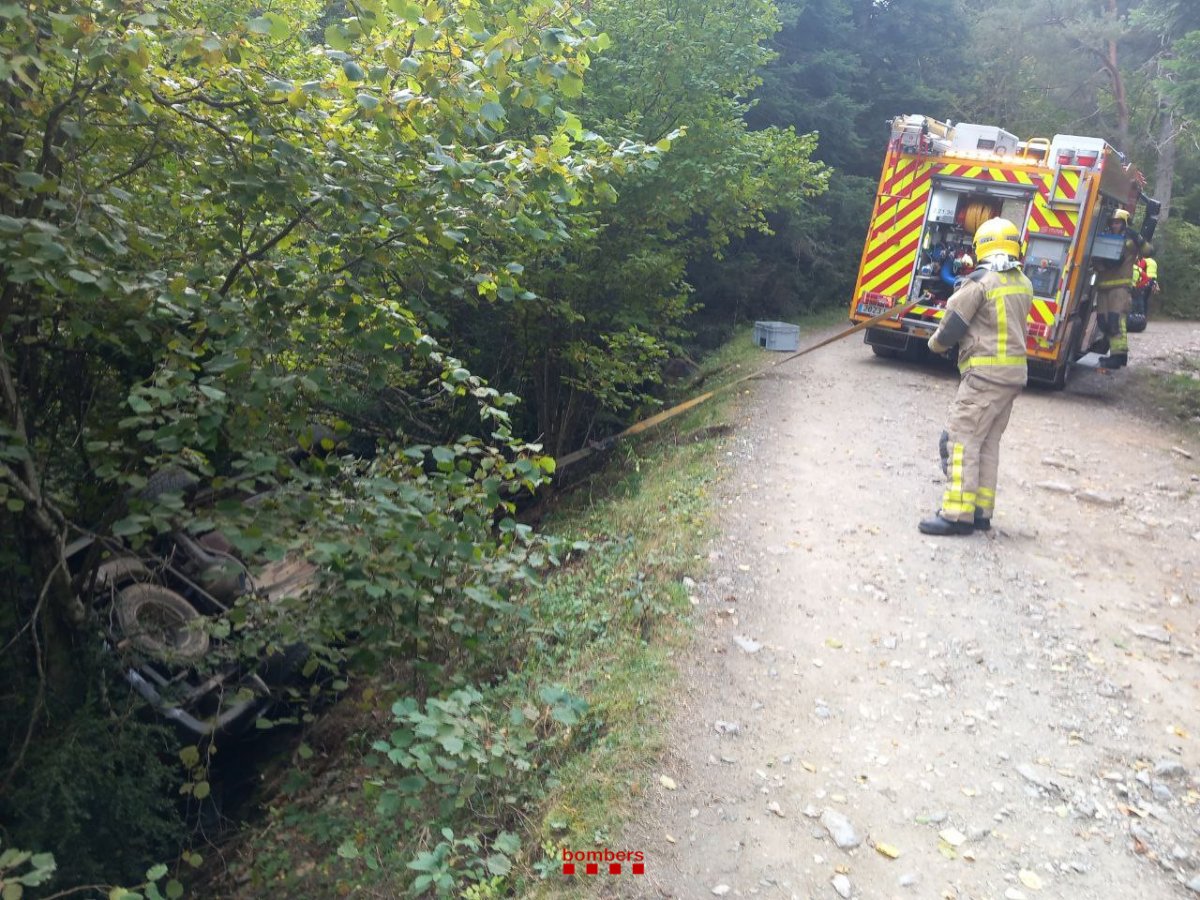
[849, 114, 1159, 388]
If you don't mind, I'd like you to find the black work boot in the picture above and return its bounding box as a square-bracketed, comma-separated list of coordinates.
[918, 514, 974, 536]
[973, 512, 991, 532]
[1098, 352, 1128, 369]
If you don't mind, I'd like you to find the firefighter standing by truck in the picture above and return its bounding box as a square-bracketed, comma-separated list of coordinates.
[918, 218, 1033, 536]
[1128, 248, 1157, 332]
[1093, 208, 1145, 368]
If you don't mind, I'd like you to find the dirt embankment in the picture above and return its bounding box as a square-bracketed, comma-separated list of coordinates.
[622, 321, 1200, 900]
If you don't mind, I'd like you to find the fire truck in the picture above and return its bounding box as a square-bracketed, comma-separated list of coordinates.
[850, 115, 1159, 388]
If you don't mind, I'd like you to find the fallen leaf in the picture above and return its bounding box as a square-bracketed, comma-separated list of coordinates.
[1174, 725, 1190, 739]
[825, 637, 844, 649]
[1019, 869, 1044, 891]
[937, 842, 957, 860]
[665, 834, 676, 844]
[659, 775, 677, 791]
[961, 787, 978, 797]
[874, 841, 901, 859]
[801, 761, 817, 773]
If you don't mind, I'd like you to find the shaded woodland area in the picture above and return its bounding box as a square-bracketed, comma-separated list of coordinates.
[2, 0, 1199, 895]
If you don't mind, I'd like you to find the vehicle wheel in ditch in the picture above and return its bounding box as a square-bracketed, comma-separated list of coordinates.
[115, 584, 209, 662]
[94, 555, 151, 591]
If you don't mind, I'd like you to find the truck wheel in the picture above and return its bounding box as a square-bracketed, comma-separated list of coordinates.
[1049, 320, 1082, 391]
[115, 584, 209, 662]
[871, 345, 899, 359]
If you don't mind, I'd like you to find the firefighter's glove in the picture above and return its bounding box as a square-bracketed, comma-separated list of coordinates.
[928, 335, 948, 354]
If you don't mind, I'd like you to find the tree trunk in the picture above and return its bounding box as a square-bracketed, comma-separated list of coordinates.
[1154, 102, 1176, 225]
[1106, 0, 1131, 153]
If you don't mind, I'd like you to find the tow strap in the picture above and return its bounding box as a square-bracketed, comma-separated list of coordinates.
[555, 300, 920, 471]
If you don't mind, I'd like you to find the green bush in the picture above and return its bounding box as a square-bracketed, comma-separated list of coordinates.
[0, 708, 185, 888]
[1156, 218, 1200, 319]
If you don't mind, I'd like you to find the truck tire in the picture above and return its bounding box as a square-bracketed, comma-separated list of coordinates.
[1126, 313, 1147, 333]
[1049, 319, 1082, 391]
[115, 584, 209, 662]
[871, 345, 899, 359]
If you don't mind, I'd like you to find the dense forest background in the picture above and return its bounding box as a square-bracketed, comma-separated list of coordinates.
[2, 0, 1199, 895]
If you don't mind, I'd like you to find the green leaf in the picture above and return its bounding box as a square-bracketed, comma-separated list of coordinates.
[485, 853, 511, 876]
[559, 73, 583, 98]
[325, 24, 351, 50]
[0, 4, 27, 19]
[146, 864, 168, 881]
[67, 269, 96, 283]
[165, 880, 184, 900]
[494, 831, 520, 855]
[15, 172, 45, 189]
[480, 101, 506, 122]
[247, 16, 272, 33]
[193, 780, 211, 800]
[3, 883, 23, 900]
[343, 60, 366, 82]
[356, 93, 379, 109]
[336, 840, 360, 860]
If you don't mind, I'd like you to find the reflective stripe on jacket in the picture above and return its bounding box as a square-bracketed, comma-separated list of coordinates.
[931, 268, 1033, 387]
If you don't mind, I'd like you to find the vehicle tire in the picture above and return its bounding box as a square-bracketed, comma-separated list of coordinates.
[115, 584, 209, 662]
[1126, 313, 1147, 333]
[140, 466, 200, 501]
[871, 345, 899, 359]
[94, 556, 151, 591]
[1049, 319, 1082, 391]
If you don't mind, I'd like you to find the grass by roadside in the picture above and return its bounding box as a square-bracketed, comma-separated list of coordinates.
[1134, 356, 1200, 436]
[211, 313, 841, 899]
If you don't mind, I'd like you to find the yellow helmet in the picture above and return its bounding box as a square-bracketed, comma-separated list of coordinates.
[1111, 208, 1130, 222]
[973, 217, 1021, 260]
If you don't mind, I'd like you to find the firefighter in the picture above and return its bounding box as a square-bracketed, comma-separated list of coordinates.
[918, 217, 1033, 536]
[1093, 208, 1145, 368]
[1128, 247, 1157, 332]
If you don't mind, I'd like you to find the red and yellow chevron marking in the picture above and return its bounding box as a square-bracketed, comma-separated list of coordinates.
[1027, 297, 1059, 349]
[935, 164, 1038, 187]
[856, 158, 934, 299]
[1027, 171, 1078, 238]
[1053, 169, 1080, 202]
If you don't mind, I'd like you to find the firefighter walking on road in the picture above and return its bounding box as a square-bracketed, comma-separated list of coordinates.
[919, 218, 1033, 536]
[1093, 208, 1145, 367]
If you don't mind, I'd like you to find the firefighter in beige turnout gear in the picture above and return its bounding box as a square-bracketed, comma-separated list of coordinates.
[919, 217, 1033, 536]
[1093, 207, 1144, 369]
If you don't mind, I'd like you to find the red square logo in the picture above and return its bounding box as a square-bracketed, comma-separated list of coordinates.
[609, 863, 622, 874]
[632, 862, 645, 875]
[562, 863, 575, 875]
[585, 862, 599, 875]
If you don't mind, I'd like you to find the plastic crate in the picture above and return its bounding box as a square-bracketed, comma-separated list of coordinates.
[1090, 233, 1126, 262]
[753, 320, 800, 352]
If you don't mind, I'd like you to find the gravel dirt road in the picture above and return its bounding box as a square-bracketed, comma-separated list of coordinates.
[620, 320, 1200, 900]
